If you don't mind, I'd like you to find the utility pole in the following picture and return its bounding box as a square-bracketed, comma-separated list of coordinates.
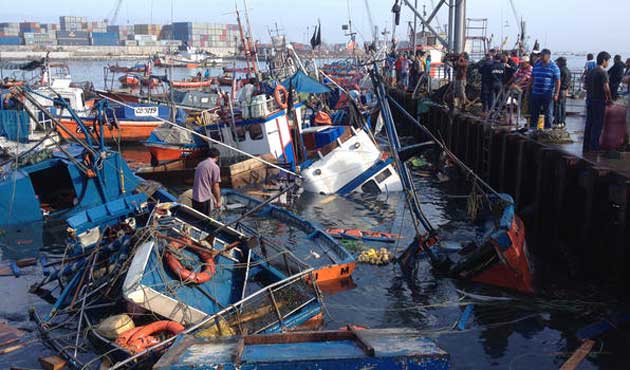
[448, 0, 454, 51]
[412, 0, 418, 54]
[452, 0, 465, 53]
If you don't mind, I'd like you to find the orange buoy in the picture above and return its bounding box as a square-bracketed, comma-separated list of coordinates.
[116, 321, 185, 353]
[274, 84, 289, 109]
[164, 239, 216, 284]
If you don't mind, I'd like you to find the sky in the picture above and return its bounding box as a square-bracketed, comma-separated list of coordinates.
[1, 0, 628, 54]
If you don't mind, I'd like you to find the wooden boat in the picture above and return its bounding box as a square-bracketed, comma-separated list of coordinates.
[57, 104, 170, 142]
[222, 190, 357, 284]
[154, 329, 450, 370]
[109, 64, 147, 74]
[171, 78, 214, 89]
[119, 74, 140, 88]
[223, 66, 251, 73]
[122, 202, 323, 326]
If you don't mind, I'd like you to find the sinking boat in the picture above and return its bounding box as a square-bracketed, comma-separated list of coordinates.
[155, 328, 450, 370]
[141, 70, 402, 195]
[222, 190, 356, 284]
[370, 62, 534, 294]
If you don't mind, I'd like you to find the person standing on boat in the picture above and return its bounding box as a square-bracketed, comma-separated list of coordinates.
[584, 52, 612, 153]
[608, 55, 625, 101]
[192, 148, 222, 216]
[528, 49, 561, 130]
[238, 78, 258, 116]
[204, 69, 211, 80]
[553, 57, 572, 129]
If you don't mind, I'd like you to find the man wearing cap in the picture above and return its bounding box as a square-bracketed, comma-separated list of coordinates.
[528, 48, 561, 130]
[508, 55, 533, 114]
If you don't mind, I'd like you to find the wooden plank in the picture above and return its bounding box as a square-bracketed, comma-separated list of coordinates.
[244, 330, 355, 345]
[351, 328, 375, 357]
[38, 355, 67, 370]
[559, 339, 595, 370]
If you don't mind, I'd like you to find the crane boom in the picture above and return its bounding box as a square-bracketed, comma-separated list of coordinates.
[106, 0, 124, 25]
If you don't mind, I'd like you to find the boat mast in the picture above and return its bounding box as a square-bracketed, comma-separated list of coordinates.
[242, 0, 260, 73]
[235, 6, 257, 77]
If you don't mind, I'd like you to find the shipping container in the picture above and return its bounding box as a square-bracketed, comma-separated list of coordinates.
[0, 36, 23, 45]
[57, 30, 89, 38]
[57, 38, 90, 46]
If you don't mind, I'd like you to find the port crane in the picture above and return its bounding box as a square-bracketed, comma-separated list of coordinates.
[105, 0, 124, 25]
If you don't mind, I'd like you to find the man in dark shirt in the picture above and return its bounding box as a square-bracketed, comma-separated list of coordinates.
[553, 57, 572, 128]
[608, 55, 625, 100]
[479, 55, 504, 113]
[583, 51, 612, 153]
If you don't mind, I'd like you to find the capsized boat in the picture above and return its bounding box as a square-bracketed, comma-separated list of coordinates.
[222, 189, 356, 284]
[369, 61, 534, 294]
[154, 329, 450, 370]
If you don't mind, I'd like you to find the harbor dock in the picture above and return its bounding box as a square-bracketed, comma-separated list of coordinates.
[391, 89, 630, 291]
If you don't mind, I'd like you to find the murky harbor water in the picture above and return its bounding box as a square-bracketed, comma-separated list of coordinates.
[0, 60, 625, 369]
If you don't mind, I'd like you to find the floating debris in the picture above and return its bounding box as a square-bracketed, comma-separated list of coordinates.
[358, 248, 392, 265]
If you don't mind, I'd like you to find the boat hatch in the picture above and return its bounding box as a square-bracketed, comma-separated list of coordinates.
[29, 163, 77, 213]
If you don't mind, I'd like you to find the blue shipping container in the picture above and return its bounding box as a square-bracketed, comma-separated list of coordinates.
[0, 37, 22, 45]
[57, 38, 90, 46]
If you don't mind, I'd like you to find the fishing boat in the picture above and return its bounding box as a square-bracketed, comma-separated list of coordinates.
[154, 328, 450, 370]
[222, 189, 357, 284]
[118, 73, 141, 88]
[171, 78, 215, 89]
[109, 63, 147, 74]
[140, 70, 403, 195]
[0, 92, 174, 232]
[370, 62, 534, 294]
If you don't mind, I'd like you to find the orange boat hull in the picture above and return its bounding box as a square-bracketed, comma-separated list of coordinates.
[171, 80, 213, 88]
[309, 262, 356, 284]
[472, 216, 534, 294]
[58, 119, 161, 142]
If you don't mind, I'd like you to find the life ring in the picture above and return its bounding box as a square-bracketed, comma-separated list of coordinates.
[164, 238, 216, 284]
[274, 85, 288, 109]
[116, 320, 185, 353]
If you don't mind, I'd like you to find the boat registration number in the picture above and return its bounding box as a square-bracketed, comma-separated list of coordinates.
[134, 107, 159, 117]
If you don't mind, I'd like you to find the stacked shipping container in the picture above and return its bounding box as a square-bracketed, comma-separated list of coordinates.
[90, 32, 119, 46]
[22, 32, 57, 46]
[172, 22, 240, 50]
[0, 22, 20, 45]
[56, 30, 90, 46]
[59, 16, 87, 31]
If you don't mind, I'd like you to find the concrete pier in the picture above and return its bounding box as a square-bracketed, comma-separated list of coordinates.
[391, 89, 630, 293]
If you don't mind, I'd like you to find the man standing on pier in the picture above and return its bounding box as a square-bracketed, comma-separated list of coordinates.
[528, 49, 561, 130]
[584, 51, 612, 153]
[192, 148, 222, 216]
[608, 55, 625, 100]
[554, 57, 572, 129]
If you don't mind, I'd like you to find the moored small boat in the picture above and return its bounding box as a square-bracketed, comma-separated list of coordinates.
[154, 328, 450, 370]
[171, 78, 214, 89]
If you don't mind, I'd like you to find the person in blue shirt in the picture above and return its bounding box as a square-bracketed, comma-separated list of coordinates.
[204, 69, 210, 80]
[528, 49, 561, 129]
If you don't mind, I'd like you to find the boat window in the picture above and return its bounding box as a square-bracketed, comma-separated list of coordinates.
[200, 97, 209, 104]
[29, 163, 77, 213]
[361, 180, 381, 194]
[375, 168, 392, 184]
[248, 124, 264, 140]
[232, 126, 247, 142]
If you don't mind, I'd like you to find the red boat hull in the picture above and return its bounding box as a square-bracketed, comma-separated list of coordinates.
[146, 143, 206, 163]
[58, 119, 162, 142]
[472, 216, 534, 294]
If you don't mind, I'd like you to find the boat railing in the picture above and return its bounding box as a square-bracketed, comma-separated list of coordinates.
[195, 268, 321, 337]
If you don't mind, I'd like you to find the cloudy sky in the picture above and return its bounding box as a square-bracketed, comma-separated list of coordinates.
[2, 0, 628, 54]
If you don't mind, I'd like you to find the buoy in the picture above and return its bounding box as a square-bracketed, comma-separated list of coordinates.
[358, 248, 392, 265]
[164, 238, 216, 284]
[274, 85, 288, 109]
[116, 320, 184, 353]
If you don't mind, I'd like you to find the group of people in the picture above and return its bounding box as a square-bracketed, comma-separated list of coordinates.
[385, 51, 432, 90]
[473, 48, 571, 129]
